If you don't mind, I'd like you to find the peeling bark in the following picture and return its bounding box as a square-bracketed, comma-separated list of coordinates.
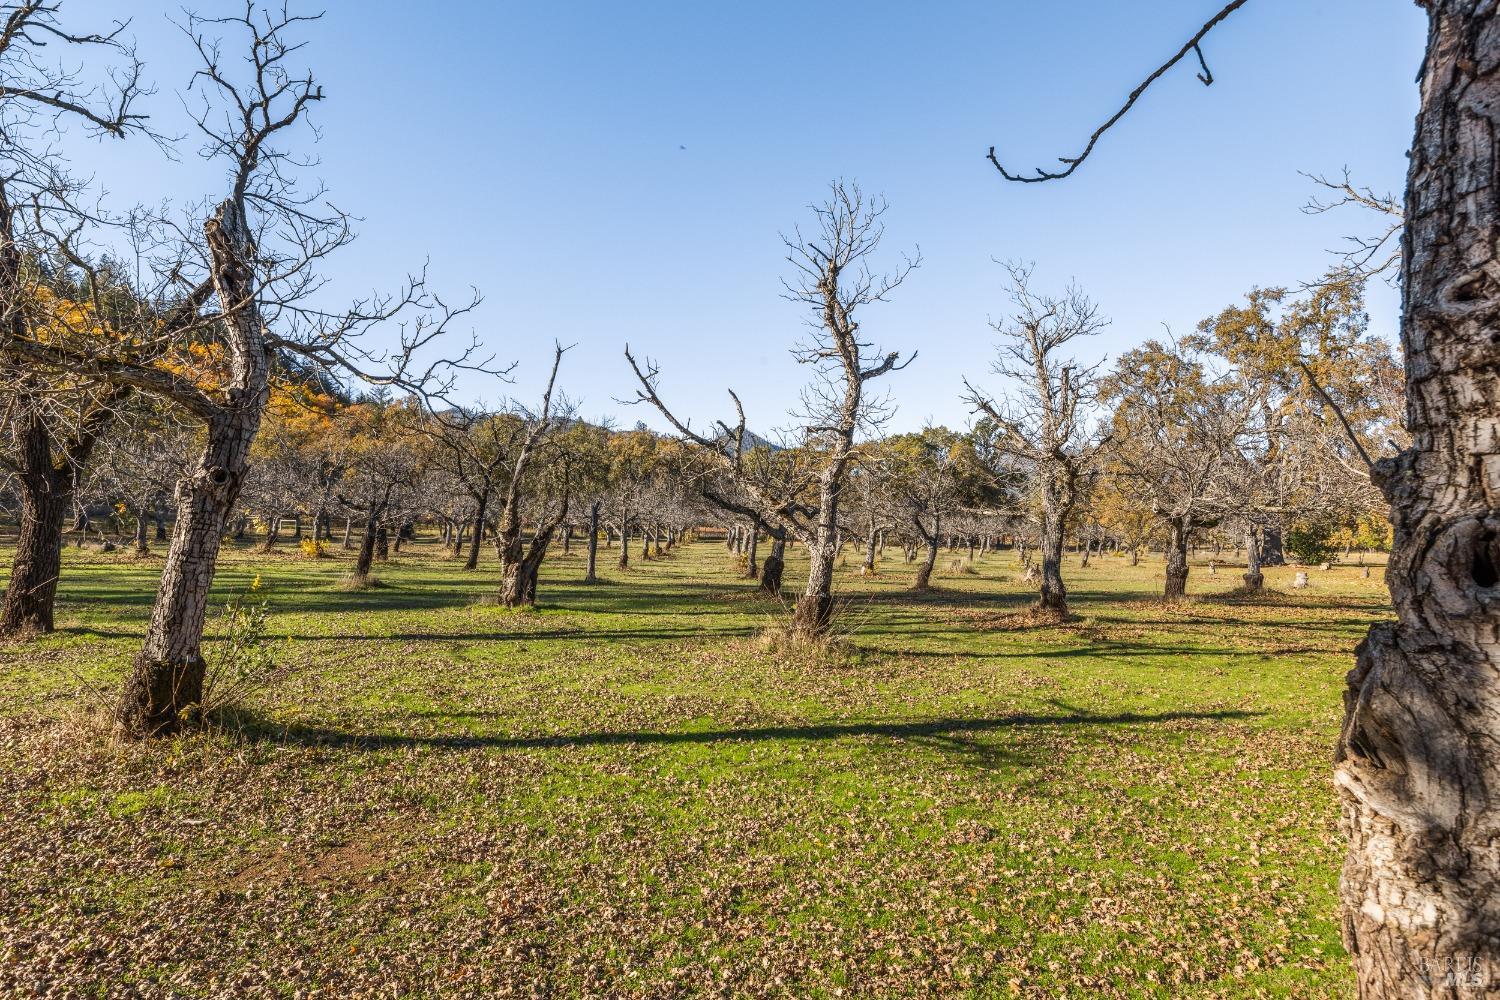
[1335, 6, 1500, 995]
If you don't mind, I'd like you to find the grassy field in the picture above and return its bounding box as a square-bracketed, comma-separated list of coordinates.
[0, 535, 1387, 998]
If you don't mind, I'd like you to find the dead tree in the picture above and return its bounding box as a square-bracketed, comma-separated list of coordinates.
[627, 181, 917, 636]
[494, 344, 567, 607]
[964, 263, 1109, 616]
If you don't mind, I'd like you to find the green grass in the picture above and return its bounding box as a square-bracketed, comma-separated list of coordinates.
[0, 535, 1387, 997]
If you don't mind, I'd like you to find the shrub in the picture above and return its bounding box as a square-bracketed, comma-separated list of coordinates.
[196, 587, 284, 726]
[1285, 522, 1337, 566]
[299, 537, 328, 560]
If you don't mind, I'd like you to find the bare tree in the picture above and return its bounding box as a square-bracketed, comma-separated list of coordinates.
[492, 344, 567, 607]
[0, 2, 153, 635]
[986, 4, 1500, 991]
[628, 181, 917, 635]
[1301, 166, 1404, 284]
[964, 263, 1109, 616]
[4, 6, 487, 733]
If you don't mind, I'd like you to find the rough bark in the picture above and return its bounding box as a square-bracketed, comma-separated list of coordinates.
[746, 519, 760, 579]
[1243, 526, 1265, 593]
[133, 507, 150, 556]
[354, 509, 380, 578]
[116, 200, 269, 736]
[1038, 505, 1069, 615]
[0, 390, 120, 637]
[0, 430, 70, 635]
[258, 514, 281, 553]
[512, 499, 568, 606]
[760, 537, 786, 597]
[1, 419, 74, 635]
[1261, 525, 1286, 567]
[1335, 7, 1500, 995]
[1164, 518, 1191, 601]
[465, 497, 487, 571]
[794, 545, 834, 635]
[913, 515, 940, 591]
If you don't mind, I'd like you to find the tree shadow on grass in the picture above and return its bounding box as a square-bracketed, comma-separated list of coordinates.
[231, 707, 1264, 767]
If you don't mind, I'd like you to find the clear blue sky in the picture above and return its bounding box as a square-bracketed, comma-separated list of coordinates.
[74, 0, 1424, 433]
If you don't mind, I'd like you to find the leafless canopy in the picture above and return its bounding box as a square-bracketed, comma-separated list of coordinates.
[625, 181, 919, 549]
[962, 261, 1109, 461]
[1301, 167, 1404, 284]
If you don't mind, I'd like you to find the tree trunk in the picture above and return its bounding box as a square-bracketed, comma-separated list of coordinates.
[515, 508, 566, 606]
[862, 523, 878, 574]
[793, 543, 834, 634]
[116, 404, 264, 735]
[1242, 526, 1264, 593]
[374, 526, 389, 562]
[0, 420, 72, 636]
[1336, 8, 1500, 995]
[1037, 510, 1068, 615]
[465, 497, 487, 571]
[1164, 518, 1190, 601]
[746, 519, 760, 579]
[342, 516, 353, 550]
[354, 510, 380, 578]
[913, 517, 940, 591]
[1261, 525, 1286, 567]
[133, 508, 150, 555]
[618, 510, 630, 570]
[258, 514, 281, 553]
[760, 537, 785, 597]
[585, 500, 601, 583]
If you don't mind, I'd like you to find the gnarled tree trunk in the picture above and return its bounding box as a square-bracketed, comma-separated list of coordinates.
[116, 199, 270, 736]
[1, 419, 73, 636]
[0, 391, 119, 638]
[760, 535, 785, 597]
[1164, 517, 1190, 601]
[913, 515, 940, 591]
[794, 542, 833, 633]
[1038, 506, 1068, 615]
[1242, 525, 1264, 593]
[116, 402, 264, 734]
[1336, 6, 1500, 995]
